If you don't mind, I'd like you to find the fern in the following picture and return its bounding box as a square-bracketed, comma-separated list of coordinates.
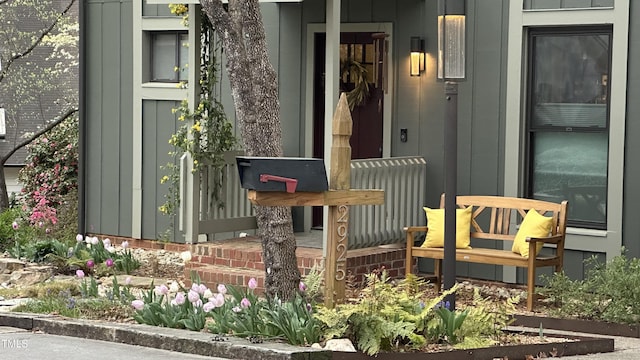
[315, 269, 454, 355]
[454, 288, 518, 347]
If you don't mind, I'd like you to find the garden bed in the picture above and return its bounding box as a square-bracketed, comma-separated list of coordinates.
[332, 332, 613, 360]
[0, 312, 614, 360]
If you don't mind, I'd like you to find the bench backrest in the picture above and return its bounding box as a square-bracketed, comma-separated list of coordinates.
[439, 194, 568, 244]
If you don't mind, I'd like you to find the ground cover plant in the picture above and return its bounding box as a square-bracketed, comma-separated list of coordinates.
[538, 249, 640, 324]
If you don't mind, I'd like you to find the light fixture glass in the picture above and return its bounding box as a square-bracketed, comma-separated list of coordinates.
[410, 37, 425, 77]
[438, 0, 466, 80]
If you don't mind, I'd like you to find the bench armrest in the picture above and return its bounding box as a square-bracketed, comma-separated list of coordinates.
[525, 234, 564, 245]
[404, 226, 428, 248]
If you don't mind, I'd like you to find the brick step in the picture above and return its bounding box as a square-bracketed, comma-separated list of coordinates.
[189, 239, 324, 277]
[185, 263, 267, 294]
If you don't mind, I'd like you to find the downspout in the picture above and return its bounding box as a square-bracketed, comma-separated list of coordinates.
[77, 0, 87, 236]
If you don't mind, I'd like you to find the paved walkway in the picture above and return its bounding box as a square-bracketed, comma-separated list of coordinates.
[0, 326, 224, 360]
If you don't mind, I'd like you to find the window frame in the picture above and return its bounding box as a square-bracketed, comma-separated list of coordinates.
[524, 26, 612, 230]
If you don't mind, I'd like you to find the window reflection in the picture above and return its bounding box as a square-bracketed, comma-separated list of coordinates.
[528, 29, 611, 229]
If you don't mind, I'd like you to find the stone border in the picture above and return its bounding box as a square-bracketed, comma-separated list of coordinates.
[0, 312, 330, 360]
[0, 312, 614, 359]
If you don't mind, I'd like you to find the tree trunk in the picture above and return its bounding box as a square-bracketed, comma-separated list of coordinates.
[200, 0, 300, 299]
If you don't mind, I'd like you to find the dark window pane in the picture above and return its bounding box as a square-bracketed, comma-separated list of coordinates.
[531, 132, 607, 225]
[152, 33, 177, 81]
[532, 34, 609, 128]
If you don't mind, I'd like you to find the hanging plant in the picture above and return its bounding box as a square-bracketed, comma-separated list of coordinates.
[340, 58, 370, 110]
[159, 8, 237, 220]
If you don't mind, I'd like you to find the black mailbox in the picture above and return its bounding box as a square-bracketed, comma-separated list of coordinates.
[236, 156, 329, 193]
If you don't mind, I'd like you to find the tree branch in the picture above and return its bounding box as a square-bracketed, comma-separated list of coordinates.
[0, 107, 78, 165]
[0, 0, 76, 83]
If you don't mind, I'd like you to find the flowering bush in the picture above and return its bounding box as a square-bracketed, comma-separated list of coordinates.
[18, 115, 78, 233]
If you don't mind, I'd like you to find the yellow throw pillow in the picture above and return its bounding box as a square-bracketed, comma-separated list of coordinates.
[421, 206, 472, 249]
[512, 209, 553, 258]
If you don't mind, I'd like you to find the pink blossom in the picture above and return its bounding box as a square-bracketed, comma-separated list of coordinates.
[11, 221, 18, 230]
[105, 258, 114, 267]
[172, 292, 186, 306]
[240, 297, 251, 308]
[217, 284, 227, 295]
[76, 269, 85, 279]
[155, 284, 169, 296]
[248, 278, 258, 290]
[131, 300, 144, 310]
[188, 289, 200, 303]
[209, 293, 225, 307]
[86, 260, 94, 268]
[299, 282, 307, 292]
[121, 241, 129, 249]
[203, 302, 216, 313]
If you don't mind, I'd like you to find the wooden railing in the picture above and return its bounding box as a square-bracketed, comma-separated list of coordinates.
[191, 154, 426, 248]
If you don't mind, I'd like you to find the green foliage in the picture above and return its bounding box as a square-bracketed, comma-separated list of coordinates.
[301, 265, 324, 303]
[262, 294, 321, 345]
[539, 250, 640, 324]
[14, 286, 132, 321]
[433, 302, 469, 344]
[24, 238, 69, 263]
[0, 207, 34, 253]
[451, 289, 518, 349]
[159, 15, 236, 220]
[20, 281, 80, 299]
[314, 271, 453, 355]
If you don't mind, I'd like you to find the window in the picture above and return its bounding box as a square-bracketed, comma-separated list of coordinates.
[526, 27, 611, 229]
[151, 32, 188, 82]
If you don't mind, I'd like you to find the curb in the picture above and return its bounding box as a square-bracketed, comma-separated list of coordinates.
[0, 312, 331, 360]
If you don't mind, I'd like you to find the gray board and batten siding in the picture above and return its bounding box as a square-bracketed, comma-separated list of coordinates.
[84, 0, 134, 238]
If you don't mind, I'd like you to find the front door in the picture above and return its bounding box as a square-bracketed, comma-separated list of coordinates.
[312, 32, 386, 227]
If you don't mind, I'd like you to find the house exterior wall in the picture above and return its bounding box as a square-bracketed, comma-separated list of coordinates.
[84, 0, 134, 237]
[622, 2, 640, 258]
[81, 0, 638, 283]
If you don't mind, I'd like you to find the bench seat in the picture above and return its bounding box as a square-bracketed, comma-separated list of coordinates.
[405, 194, 568, 311]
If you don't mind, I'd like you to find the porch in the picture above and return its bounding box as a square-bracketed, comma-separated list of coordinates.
[170, 154, 427, 291]
[114, 234, 407, 294]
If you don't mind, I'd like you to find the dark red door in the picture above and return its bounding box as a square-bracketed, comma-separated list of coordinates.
[312, 32, 385, 227]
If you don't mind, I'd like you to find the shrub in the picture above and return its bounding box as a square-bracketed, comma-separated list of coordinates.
[18, 115, 78, 232]
[538, 250, 640, 324]
[0, 207, 34, 252]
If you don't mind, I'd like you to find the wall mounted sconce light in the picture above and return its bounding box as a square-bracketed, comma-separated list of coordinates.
[410, 37, 425, 77]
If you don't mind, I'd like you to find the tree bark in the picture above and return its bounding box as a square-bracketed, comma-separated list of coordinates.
[200, 0, 300, 299]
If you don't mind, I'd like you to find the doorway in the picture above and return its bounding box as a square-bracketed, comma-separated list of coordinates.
[311, 30, 389, 228]
[312, 32, 386, 160]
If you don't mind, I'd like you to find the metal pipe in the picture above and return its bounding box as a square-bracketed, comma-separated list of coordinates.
[444, 81, 458, 309]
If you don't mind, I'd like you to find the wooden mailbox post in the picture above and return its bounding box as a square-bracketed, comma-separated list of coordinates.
[247, 93, 384, 307]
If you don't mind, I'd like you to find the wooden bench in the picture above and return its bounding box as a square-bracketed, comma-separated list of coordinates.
[405, 194, 568, 311]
